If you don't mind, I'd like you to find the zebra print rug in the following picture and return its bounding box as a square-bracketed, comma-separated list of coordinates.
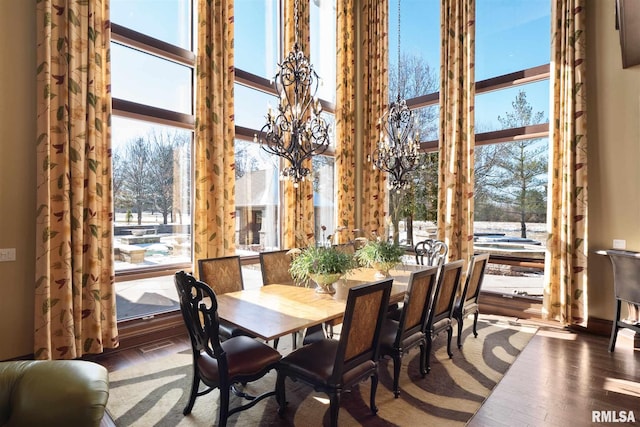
[107, 315, 536, 426]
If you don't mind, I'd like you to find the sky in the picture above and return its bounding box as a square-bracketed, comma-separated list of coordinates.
[110, 0, 551, 146]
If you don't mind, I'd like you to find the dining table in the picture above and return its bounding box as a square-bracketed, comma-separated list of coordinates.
[215, 264, 426, 343]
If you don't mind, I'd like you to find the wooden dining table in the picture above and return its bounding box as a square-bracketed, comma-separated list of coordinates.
[215, 264, 426, 342]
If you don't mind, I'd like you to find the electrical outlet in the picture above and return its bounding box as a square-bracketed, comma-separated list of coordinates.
[612, 239, 626, 250]
[0, 248, 16, 262]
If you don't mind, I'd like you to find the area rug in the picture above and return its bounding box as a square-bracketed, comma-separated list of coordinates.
[107, 316, 537, 426]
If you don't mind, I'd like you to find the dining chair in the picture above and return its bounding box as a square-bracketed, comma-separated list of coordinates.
[414, 239, 448, 268]
[378, 266, 439, 397]
[173, 271, 282, 427]
[198, 255, 251, 340]
[260, 249, 326, 348]
[275, 279, 393, 427]
[453, 253, 490, 349]
[424, 259, 464, 373]
[333, 242, 356, 254]
[259, 249, 296, 286]
[604, 249, 640, 352]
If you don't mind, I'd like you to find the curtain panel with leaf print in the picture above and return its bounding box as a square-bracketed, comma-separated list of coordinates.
[282, 0, 315, 249]
[360, 0, 388, 237]
[543, 0, 588, 325]
[438, 0, 475, 267]
[35, 0, 118, 359]
[194, 0, 236, 260]
[335, 0, 357, 240]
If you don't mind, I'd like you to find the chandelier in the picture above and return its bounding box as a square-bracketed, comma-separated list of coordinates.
[254, 0, 330, 187]
[371, 0, 421, 191]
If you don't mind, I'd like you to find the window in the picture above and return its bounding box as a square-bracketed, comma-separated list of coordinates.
[111, 0, 195, 320]
[235, 0, 338, 252]
[473, 0, 550, 298]
[389, 1, 551, 299]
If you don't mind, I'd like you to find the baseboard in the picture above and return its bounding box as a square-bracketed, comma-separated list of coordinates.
[578, 316, 613, 336]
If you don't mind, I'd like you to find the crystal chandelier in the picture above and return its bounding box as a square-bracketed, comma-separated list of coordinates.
[371, 0, 421, 191]
[254, 0, 330, 187]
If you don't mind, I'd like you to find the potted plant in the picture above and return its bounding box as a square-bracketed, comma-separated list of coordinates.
[355, 238, 405, 278]
[289, 245, 356, 294]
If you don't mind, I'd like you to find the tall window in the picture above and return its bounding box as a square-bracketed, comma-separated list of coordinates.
[110, 0, 195, 320]
[235, 0, 337, 252]
[387, 0, 440, 245]
[473, 0, 550, 298]
[389, 1, 550, 298]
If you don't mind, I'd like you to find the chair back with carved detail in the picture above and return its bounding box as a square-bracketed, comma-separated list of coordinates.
[174, 271, 281, 427]
[414, 239, 448, 268]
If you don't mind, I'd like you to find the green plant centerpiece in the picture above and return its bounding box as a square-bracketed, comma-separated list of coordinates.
[355, 238, 405, 278]
[289, 245, 355, 294]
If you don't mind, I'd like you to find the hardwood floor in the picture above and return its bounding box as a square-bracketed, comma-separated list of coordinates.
[91, 318, 639, 426]
[468, 324, 639, 426]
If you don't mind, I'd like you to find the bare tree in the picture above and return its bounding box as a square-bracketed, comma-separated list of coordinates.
[147, 130, 187, 225]
[120, 137, 152, 225]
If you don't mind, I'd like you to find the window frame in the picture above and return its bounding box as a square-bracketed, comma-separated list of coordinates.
[111, 17, 196, 280]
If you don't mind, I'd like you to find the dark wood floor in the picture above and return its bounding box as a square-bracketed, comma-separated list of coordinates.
[468, 324, 639, 426]
[92, 319, 639, 426]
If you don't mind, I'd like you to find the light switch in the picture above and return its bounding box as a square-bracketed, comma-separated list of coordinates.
[0, 248, 16, 262]
[612, 239, 626, 250]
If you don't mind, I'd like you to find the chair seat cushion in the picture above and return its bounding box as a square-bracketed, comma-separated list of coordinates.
[431, 318, 452, 335]
[198, 336, 281, 384]
[460, 302, 479, 317]
[219, 319, 252, 339]
[279, 340, 376, 387]
[379, 319, 424, 354]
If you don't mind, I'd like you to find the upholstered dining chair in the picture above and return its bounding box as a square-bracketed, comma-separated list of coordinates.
[414, 239, 448, 268]
[604, 249, 640, 352]
[424, 259, 464, 373]
[198, 255, 250, 340]
[378, 266, 439, 397]
[259, 249, 321, 348]
[453, 253, 490, 349]
[259, 249, 296, 286]
[275, 279, 393, 427]
[333, 242, 356, 254]
[174, 271, 282, 427]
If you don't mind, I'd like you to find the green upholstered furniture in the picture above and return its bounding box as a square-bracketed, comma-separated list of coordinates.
[0, 360, 109, 427]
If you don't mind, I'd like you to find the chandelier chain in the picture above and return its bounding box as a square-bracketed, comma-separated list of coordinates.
[397, 0, 401, 96]
[294, 0, 299, 46]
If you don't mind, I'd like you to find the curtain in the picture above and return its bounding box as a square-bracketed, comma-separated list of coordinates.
[35, 0, 118, 359]
[360, 0, 388, 236]
[193, 0, 236, 260]
[543, 0, 588, 325]
[282, 0, 315, 249]
[335, 0, 357, 241]
[438, 0, 475, 265]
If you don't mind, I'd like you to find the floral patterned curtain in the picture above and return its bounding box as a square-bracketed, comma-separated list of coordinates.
[35, 0, 118, 359]
[282, 0, 315, 249]
[193, 0, 236, 260]
[543, 0, 588, 325]
[335, 0, 357, 240]
[438, 0, 476, 266]
[360, 0, 388, 236]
